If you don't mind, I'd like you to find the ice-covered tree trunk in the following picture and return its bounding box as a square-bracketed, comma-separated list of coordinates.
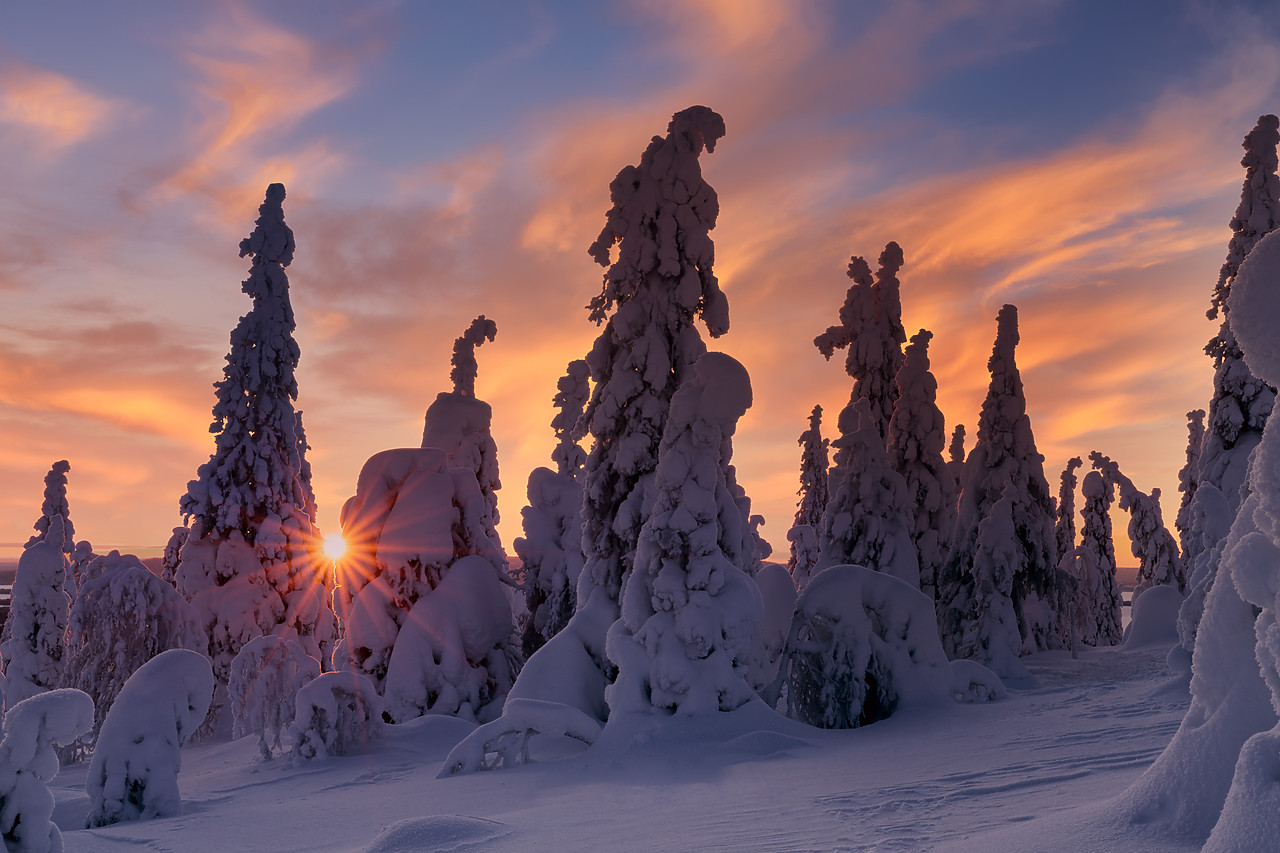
[1054, 457, 1082, 561]
[1065, 468, 1123, 647]
[815, 244, 907, 449]
[1180, 115, 1280, 654]
[939, 304, 1061, 664]
[1176, 409, 1205, 561]
[887, 329, 954, 601]
[608, 353, 762, 715]
[1121, 222, 1280, 848]
[175, 184, 335, 688]
[786, 404, 829, 590]
[421, 315, 503, 547]
[516, 360, 590, 656]
[818, 397, 919, 588]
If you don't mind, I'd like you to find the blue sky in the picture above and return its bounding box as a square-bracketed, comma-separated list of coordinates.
[1, 0, 1278, 558]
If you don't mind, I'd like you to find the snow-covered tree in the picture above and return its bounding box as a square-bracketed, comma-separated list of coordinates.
[1122, 220, 1280, 847]
[1, 516, 71, 710]
[290, 671, 383, 760]
[229, 635, 319, 760]
[947, 424, 966, 486]
[174, 183, 335, 687]
[1176, 409, 1205, 560]
[85, 649, 213, 827]
[0, 689, 93, 853]
[1180, 115, 1280, 653]
[24, 461, 74, 555]
[161, 526, 188, 585]
[784, 565, 1000, 729]
[1093, 453, 1186, 600]
[814, 244, 907, 447]
[609, 352, 763, 714]
[817, 397, 919, 588]
[1054, 457, 1082, 561]
[1063, 468, 1123, 647]
[516, 359, 589, 656]
[421, 315, 503, 546]
[63, 552, 205, 756]
[888, 329, 954, 601]
[786, 404, 828, 590]
[337, 448, 518, 722]
[939, 304, 1062, 665]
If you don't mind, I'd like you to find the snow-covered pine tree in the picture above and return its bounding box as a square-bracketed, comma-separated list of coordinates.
[887, 328, 954, 601]
[814, 243, 907, 450]
[946, 424, 966, 492]
[0, 514, 71, 710]
[1175, 409, 1205, 561]
[515, 359, 590, 655]
[817, 397, 919, 587]
[24, 460, 75, 554]
[174, 183, 335, 686]
[1092, 452, 1186, 601]
[1054, 457, 1083, 561]
[421, 315, 503, 547]
[609, 352, 762, 714]
[786, 404, 828, 591]
[1066, 467, 1123, 647]
[938, 304, 1061, 666]
[1180, 115, 1280, 653]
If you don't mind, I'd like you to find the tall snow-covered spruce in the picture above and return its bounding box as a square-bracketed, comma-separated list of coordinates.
[1064, 465, 1122, 647]
[173, 184, 335, 690]
[938, 304, 1061, 675]
[1180, 115, 1280, 654]
[609, 352, 763, 714]
[887, 328, 954, 601]
[1054, 457, 1082, 561]
[421, 315, 503, 547]
[786, 404, 829, 591]
[516, 359, 590, 655]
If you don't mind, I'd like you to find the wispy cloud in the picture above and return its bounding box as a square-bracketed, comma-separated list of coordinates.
[0, 61, 116, 156]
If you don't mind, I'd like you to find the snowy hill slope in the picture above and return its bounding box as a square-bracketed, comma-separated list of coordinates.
[52, 642, 1191, 852]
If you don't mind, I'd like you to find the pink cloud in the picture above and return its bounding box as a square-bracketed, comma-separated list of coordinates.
[0, 62, 115, 154]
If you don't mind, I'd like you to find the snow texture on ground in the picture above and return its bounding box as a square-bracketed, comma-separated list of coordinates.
[49, 640, 1191, 852]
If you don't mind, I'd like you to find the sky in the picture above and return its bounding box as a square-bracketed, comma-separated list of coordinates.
[2, 0, 1279, 562]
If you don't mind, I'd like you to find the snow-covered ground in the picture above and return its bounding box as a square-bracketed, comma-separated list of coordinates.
[50, 636, 1191, 852]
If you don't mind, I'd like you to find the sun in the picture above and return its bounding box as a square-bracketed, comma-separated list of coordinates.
[321, 532, 347, 561]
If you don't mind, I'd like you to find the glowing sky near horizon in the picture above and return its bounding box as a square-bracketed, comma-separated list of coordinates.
[2, 0, 1279, 563]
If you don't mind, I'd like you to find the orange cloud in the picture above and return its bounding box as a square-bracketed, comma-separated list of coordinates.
[0, 62, 115, 154]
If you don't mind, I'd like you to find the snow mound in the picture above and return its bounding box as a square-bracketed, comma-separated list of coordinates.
[291, 671, 384, 760]
[364, 815, 512, 852]
[1123, 585, 1183, 649]
[1229, 228, 1280, 382]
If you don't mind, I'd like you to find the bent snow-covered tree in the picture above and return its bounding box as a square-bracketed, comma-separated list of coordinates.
[786, 404, 829, 591]
[939, 304, 1061, 668]
[421, 315, 503, 547]
[887, 329, 954, 601]
[814, 244, 907, 447]
[516, 359, 590, 655]
[609, 352, 762, 714]
[1054, 457, 1082, 561]
[1093, 454, 1185, 601]
[1180, 114, 1280, 654]
[174, 184, 335, 690]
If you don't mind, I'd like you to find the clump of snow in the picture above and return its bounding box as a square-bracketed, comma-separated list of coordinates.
[1, 517, 72, 710]
[1122, 585, 1183, 649]
[63, 551, 206, 755]
[85, 649, 213, 826]
[610, 352, 763, 715]
[749, 562, 797, 705]
[229, 635, 320, 759]
[438, 698, 602, 776]
[290, 671, 384, 760]
[0, 689, 92, 853]
[382, 555, 517, 723]
[785, 564, 998, 728]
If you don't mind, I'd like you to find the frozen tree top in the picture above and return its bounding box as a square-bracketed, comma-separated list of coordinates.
[550, 359, 590, 476]
[1230, 229, 1280, 384]
[450, 316, 497, 398]
[1210, 114, 1280, 322]
[26, 460, 74, 552]
[239, 182, 295, 269]
[586, 104, 729, 336]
